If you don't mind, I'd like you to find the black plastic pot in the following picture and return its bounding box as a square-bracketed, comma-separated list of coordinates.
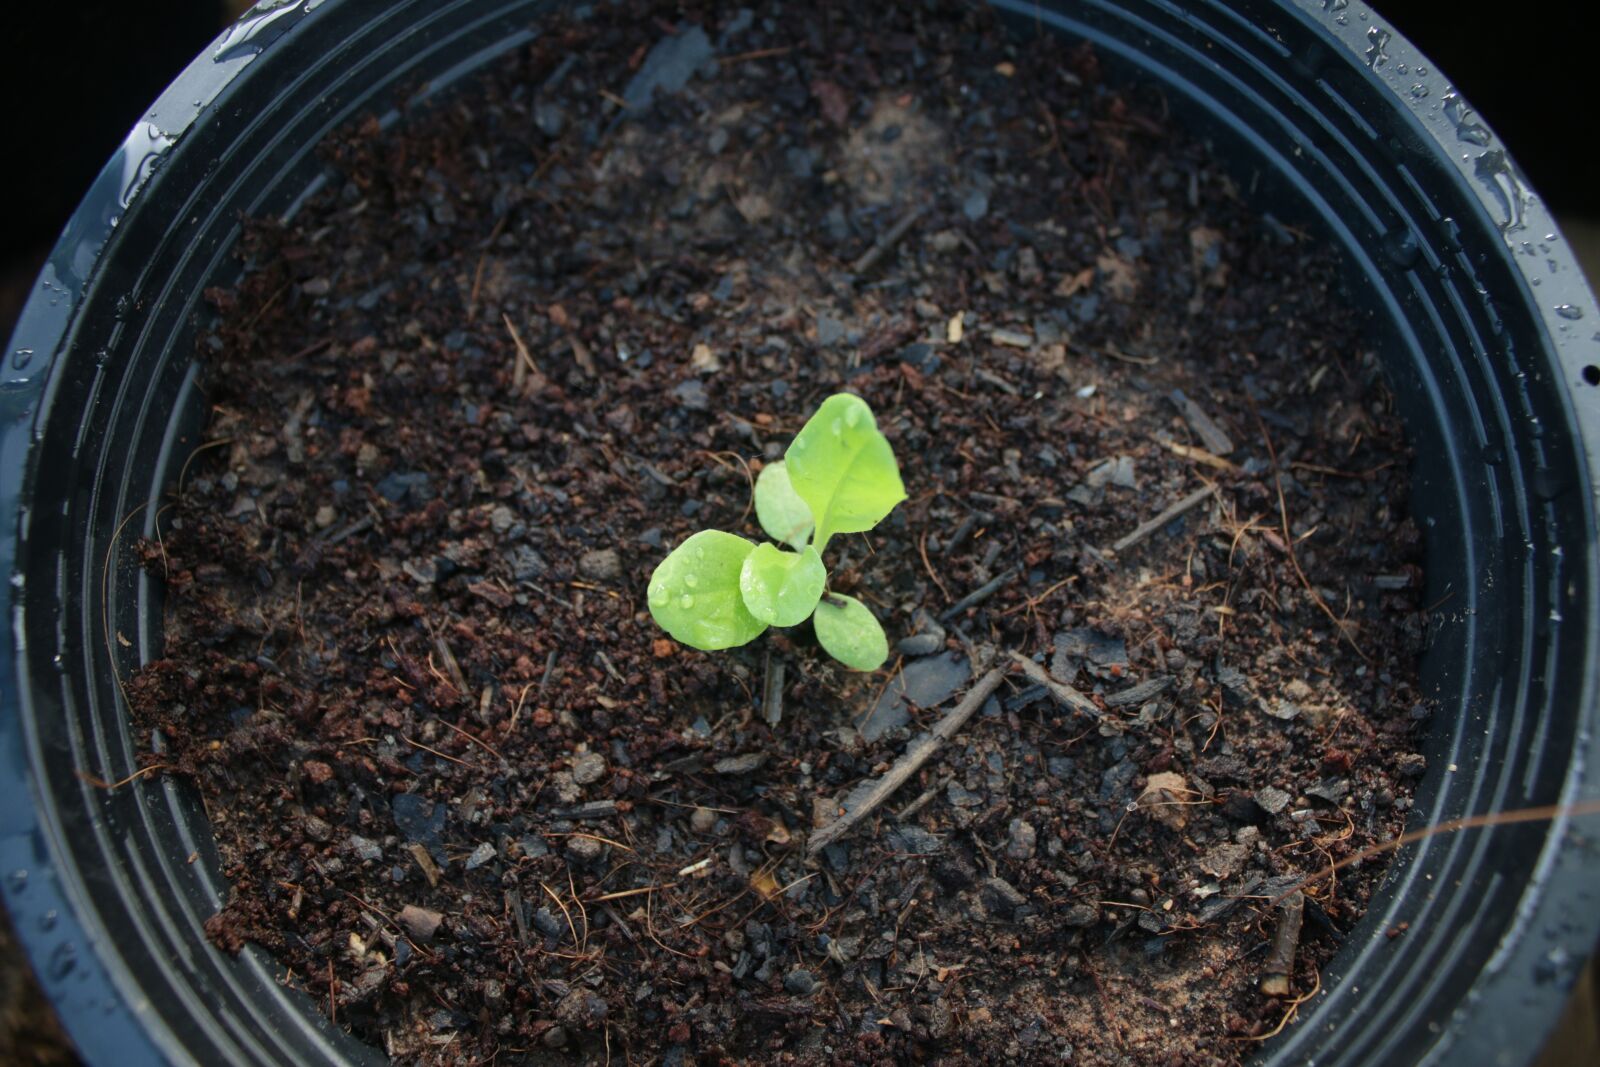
[2, 1, 1597, 1064]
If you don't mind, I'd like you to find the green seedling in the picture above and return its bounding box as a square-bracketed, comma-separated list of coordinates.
[647, 393, 906, 671]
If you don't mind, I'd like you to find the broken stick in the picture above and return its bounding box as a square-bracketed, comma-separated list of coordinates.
[852, 202, 928, 275]
[1259, 890, 1305, 997]
[1110, 485, 1216, 554]
[1169, 388, 1235, 455]
[1007, 652, 1100, 719]
[807, 666, 1008, 855]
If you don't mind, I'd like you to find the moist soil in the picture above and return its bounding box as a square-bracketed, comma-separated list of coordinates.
[129, 3, 1430, 1064]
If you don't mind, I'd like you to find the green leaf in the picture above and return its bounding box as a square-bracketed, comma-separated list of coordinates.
[739, 543, 826, 627]
[648, 531, 768, 650]
[785, 393, 906, 553]
[812, 594, 889, 672]
[753, 460, 813, 549]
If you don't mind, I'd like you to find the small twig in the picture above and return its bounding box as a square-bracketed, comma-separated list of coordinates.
[807, 667, 1008, 855]
[466, 214, 508, 321]
[537, 649, 559, 699]
[1109, 485, 1215, 554]
[718, 45, 793, 64]
[438, 718, 506, 764]
[1007, 652, 1101, 719]
[403, 735, 475, 768]
[322, 514, 373, 546]
[852, 202, 929, 274]
[919, 531, 951, 603]
[77, 764, 170, 791]
[762, 653, 786, 727]
[938, 567, 1018, 622]
[503, 313, 542, 395]
[406, 843, 441, 888]
[586, 884, 675, 903]
[1259, 891, 1305, 997]
[895, 778, 948, 822]
[1160, 438, 1238, 472]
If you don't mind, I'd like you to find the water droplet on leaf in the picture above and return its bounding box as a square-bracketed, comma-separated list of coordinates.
[680, 594, 695, 609]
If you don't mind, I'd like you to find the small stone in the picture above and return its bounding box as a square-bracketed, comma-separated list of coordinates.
[896, 632, 944, 657]
[1086, 455, 1137, 490]
[314, 505, 336, 528]
[541, 1025, 570, 1049]
[1137, 772, 1190, 831]
[566, 836, 604, 864]
[784, 969, 817, 996]
[963, 188, 989, 220]
[551, 771, 580, 805]
[815, 314, 846, 346]
[534, 101, 565, 138]
[464, 842, 497, 870]
[690, 807, 717, 833]
[946, 781, 982, 808]
[672, 378, 709, 411]
[1254, 786, 1292, 815]
[980, 876, 1028, 918]
[1061, 903, 1100, 928]
[533, 907, 566, 938]
[571, 751, 607, 785]
[1006, 818, 1037, 861]
[690, 342, 721, 373]
[506, 544, 546, 581]
[303, 760, 334, 785]
[489, 505, 515, 534]
[1307, 778, 1350, 804]
[1015, 246, 1042, 285]
[554, 989, 608, 1029]
[578, 548, 622, 581]
[398, 904, 443, 942]
[348, 835, 383, 863]
[713, 752, 768, 775]
[1264, 699, 1300, 721]
[1199, 842, 1248, 880]
[302, 816, 333, 843]
[991, 327, 1033, 348]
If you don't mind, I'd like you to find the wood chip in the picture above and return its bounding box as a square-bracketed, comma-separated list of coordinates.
[406, 843, 441, 888]
[1168, 388, 1234, 455]
[1259, 891, 1305, 997]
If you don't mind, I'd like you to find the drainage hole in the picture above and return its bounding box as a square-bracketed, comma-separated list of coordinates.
[1583, 365, 1600, 386]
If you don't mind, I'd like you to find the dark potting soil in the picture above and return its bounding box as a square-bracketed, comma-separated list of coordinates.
[128, 3, 1431, 1064]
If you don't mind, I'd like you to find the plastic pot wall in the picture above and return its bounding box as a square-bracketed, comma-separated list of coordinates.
[3, 1, 1598, 1065]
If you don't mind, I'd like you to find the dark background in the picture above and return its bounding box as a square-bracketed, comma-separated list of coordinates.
[1, 1, 1595, 1064]
[1, 1, 1595, 340]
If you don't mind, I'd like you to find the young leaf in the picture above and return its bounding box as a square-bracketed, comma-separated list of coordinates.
[812, 594, 889, 672]
[753, 460, 813, 549]
[739, 543, 826, 627]
[785, 393, 906, 553]
[648, 531, 768, 650]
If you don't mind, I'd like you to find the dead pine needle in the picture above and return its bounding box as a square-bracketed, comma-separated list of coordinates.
[1251, 406, 1367, 661]
[77, 763, 170, 791]
[1277, 796, 1600, 904]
